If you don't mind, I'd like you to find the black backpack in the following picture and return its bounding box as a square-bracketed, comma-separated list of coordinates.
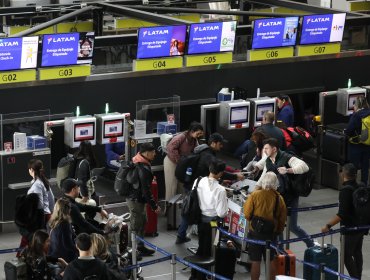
[114, 161, 138, 197]
[289, 166, 315, 197]
[175, 153, 202, 184]
[181, 177, 202, 225]
[55, 156, 77, 189]
[350, 184, 370, 226]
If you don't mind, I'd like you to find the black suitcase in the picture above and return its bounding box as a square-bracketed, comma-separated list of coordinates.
[4, 258, 27, 280]
[215, 241, 237, 279]
[322, 130, 347, 164]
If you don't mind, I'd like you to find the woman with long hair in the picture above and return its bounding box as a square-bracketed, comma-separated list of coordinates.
[28, 159, 54, 226]
[276, 94, 294, 127]
[48, 199, 78, 262]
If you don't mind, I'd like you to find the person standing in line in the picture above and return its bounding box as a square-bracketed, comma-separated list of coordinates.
[255, 111, 287, 150]
[164, 122, 204, 201]
[28, 159, 54, 227]
[244, 172, 287, 280]
[322, 163, 366, 279]
[276, 94, 294, 127]
[345, 96, 370, 185]
[127, 142, 161, 256]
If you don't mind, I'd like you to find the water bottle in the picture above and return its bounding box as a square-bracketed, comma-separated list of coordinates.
[184, 167, 193, 184]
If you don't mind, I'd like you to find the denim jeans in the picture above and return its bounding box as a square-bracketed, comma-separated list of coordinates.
[177, 215, 188, 239]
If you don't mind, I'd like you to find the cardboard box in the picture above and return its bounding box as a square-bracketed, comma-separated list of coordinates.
[27, 135, 47, 150]
[156, 122, 177, 135]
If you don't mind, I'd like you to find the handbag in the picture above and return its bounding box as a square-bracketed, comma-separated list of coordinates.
[250, 194, 279, 235]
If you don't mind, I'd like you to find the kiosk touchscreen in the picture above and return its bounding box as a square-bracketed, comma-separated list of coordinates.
[64, 116, 96, 148]
[95, 113, 125, 145]
[219, 100, 250, 129]
[248, 97, 276, 127]
[336, 87, 366, 116]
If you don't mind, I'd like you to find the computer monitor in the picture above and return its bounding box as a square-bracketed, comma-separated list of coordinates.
[248, 97, 277, 127]
[95, 113, 126, 144]
[74, 122, 95, 142]
[0, 36, 39, 71]
[64, 116, 96, 148]
[219, 101, 250, 129]
[336, 87, 366, 116]
[256, 103, 274, 122]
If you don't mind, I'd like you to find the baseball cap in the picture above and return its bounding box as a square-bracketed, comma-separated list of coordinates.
[209, 133, 227, 143]
[62, 178, 82, 193]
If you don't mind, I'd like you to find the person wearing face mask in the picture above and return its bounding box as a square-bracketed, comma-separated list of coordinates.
[276, 94, 294, 127]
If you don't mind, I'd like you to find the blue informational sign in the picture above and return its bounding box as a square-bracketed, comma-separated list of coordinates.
[187, 21, 236, 55]
[252, 17, 299, 49]
[0, 36, 39, 71]
[41, 32, 94, 67]
[137, 25, 187, 59]
[300, 13, 346, 45]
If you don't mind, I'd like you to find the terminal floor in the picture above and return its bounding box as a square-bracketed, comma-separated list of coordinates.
[1, 187, 370, 279]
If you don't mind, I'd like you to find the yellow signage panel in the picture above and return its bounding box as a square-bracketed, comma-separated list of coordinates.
[172, 14, 201, 23]
[56, 22, 94, 33]
[39, 65, 91, 80]
[133, 57, 183, 71]
[115, 18, 157, 29]
[0, 70, 36, 84]
[350, 1, 370, 11]
[295, 43, 341, 57]
[185, 52, 232, 67]
[248, 47, 294, 61]
[6, 25, 54, 36]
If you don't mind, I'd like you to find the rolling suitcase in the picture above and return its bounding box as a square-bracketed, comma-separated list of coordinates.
[275, 249, 296, 277]
[4, 258, 27, 280]
[215, 240, 237, 279]
[167, 194, 183, 230]
[303, 236, 338, 280]
[144, 178, 158, 236]
[322, 128, 347, 164]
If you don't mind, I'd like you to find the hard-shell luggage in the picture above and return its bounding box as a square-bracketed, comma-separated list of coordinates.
[119, 222, 129, 254]
[167, 194, 183, 230]
[4, 258, 27, 280]
[215, 241, 237, 279]
[144, 178, 158, 236]
[275, 249, 296, 277]
[303, 237, 338, 280]
[322, 128, 347, 164]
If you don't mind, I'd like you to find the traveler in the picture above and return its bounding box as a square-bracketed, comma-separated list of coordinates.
[190, 159, 229, 280]
[62, 178, 107, 235]
[105, 142, 125, 170]
[63, 233, 122, 280]
[345, 96, 370, 185]
[322, 163, 366, 279]
[27, 159, 54, 227]
[255, 111, 287, 150]
[48, 198, 78, 263]
[164, 122, 203, 201]
[127, 142, 161, 256]
[244, 172, 287, 280]
[176, 133, 244, 244]
[276, 94, 294, 127]
[254, 138, 314, 248]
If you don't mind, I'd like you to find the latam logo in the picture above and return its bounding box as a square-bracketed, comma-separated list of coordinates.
[332, 25, 343, 31]
[258, 21, 283, 28]
[0, 41, 19, 47]
[47, 36, 76, 44]
[194, 25, 219, 33]
[142, 29, 169, 37]
[306, 17, 330, 25]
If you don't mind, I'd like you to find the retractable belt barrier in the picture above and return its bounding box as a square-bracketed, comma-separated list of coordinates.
[288, 202, 339, 213]
[0, 248, 22, 254]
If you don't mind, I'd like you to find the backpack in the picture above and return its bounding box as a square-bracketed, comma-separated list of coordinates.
[56, 156, 77, 189]
[114, 161, 138, 197]
[181, 177, 202, 225]
[159, 133, 175, 154]
[175, 153, 202, 184]
[349, 114, 370, 145]
[289, 165, 315, 197]
[350, 183, 370, 226]
[285, 126, 315, 152]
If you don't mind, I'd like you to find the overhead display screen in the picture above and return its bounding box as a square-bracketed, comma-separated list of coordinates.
[137, 25, 187, 59]
[187, 21, 237, 55]
[41, 32, 95, 67]
[252, 17, 299, 49]
[300, 13, 346, 45]
[0, 36, 39, 71]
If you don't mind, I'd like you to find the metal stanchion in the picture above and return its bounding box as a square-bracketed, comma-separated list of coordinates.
[265, 240, 271, 280]
[171, 253, 177, 280]
[131, 231, 137, 280]
[320, 263, 326, 280]
[339, 227, 345, 280]
[286, 213, 291, 250]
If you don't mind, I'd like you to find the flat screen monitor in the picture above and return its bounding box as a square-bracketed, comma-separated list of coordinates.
[256, 103, 274, 122]
[137, 25, 187, 59]
[300, 13, 346, 45]
[348, 93, 365, 111]
[230, 106, 249, 124]
[252, 17, 299, 49]
[187, 21, 237, 55]
[103, 119, 124, 138]
[0, 36, 39, 71]
[74, 122, 95, 142]
[41, 32, 95, 67]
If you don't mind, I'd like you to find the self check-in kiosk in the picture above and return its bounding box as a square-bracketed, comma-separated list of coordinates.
[336, 87, 366, 116]
[219, 100, 250, 129]
[64, 116, 96, 148]
[248, 97, 276, 127]
[95, 113, 126, 145]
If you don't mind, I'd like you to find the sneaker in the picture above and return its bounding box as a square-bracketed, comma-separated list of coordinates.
[176, 236, 191, 244]
[138, 246, 155, 256]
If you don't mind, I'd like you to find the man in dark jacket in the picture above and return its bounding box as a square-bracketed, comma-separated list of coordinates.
[127, 142, 161, 256]
[62, 178, 107, 235]
[256, 111, 286, 150]
[322, 163, 366, 279]
[63, 233, 123, 280]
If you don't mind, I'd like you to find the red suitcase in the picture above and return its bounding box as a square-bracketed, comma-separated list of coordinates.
[144, 178, 158, 236]
[275, 249, 296, 276]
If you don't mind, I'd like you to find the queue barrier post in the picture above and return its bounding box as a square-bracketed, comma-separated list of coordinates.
[320, 263, 326, 280]
[339, 227, 345, 280]
[265, 240, 271, 280]
[286, 213, 291, 250]
[131, 231, 137, 280]
[171, 253, 176, 280]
